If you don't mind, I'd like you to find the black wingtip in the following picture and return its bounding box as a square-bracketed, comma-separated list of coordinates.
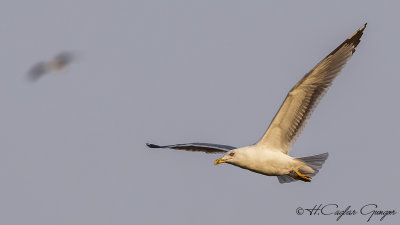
[327, 23, 367, 57]
[360, 23, 367, 33]
[348, 23, 367, 53]
[146, 143, 161, 148]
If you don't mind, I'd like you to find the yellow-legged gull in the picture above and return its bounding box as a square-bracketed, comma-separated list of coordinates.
[147, 23, 367, 183]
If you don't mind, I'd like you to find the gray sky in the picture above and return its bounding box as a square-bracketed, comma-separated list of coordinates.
[1, 0, 399, 224]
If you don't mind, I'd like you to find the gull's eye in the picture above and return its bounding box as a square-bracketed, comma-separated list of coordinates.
[229, 152, 235, 157]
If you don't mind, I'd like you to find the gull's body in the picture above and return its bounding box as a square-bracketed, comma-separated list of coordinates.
[147, 24, 366, 183]
[225, 146, 298, 175]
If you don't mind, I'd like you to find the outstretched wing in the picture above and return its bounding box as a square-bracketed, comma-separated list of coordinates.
[257, 23, 367, 154]
[146, 142, 236, 154]
[54, 52, 74, 66]
[28, 62, 49, 81]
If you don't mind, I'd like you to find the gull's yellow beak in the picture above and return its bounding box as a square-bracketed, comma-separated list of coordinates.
[214, 158, 227, 165]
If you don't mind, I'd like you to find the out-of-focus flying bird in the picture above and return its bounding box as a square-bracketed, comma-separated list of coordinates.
[28, 52, 75, 81]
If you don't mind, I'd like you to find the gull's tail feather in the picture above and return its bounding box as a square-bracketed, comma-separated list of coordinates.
[277, 174, 297, 183]
[277, 152, 329, 184]
[299, 152, 329, 174]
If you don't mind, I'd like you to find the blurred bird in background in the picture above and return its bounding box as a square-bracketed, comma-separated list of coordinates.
[28, 51, 76, 81]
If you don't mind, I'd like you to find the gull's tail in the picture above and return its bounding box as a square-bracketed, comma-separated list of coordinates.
[277, 152, 329, 183]
[299, 152, 329, 174]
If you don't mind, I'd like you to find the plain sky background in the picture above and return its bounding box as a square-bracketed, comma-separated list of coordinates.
[1, 1, 399, 224]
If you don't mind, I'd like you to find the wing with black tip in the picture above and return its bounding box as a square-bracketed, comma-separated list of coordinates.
[146, 142, 236, 154]
[257, 23, 367, 154]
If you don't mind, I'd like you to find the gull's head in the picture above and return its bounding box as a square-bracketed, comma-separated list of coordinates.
[214, 148, 248, 165]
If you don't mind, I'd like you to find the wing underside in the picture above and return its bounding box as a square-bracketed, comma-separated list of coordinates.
[146, 142, 236, 154]
[257, 23, 366, 154]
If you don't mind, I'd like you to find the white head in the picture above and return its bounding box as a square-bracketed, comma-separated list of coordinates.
[214, 147, 250, 166]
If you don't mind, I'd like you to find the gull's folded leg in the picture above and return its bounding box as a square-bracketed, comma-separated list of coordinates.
[289, 169, 312, 182]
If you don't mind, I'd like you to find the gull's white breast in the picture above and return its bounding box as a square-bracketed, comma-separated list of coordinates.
[229, 146, 300, 176]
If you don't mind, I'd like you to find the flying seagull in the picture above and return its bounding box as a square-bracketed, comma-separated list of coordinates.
[147, 23, 366, 183]
[28, 51, 75, 81]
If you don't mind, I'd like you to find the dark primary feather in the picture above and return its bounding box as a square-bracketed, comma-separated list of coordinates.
[146, 142, 236, 154]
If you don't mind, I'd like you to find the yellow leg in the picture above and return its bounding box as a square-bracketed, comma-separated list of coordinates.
[290, 169, 312, 182]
